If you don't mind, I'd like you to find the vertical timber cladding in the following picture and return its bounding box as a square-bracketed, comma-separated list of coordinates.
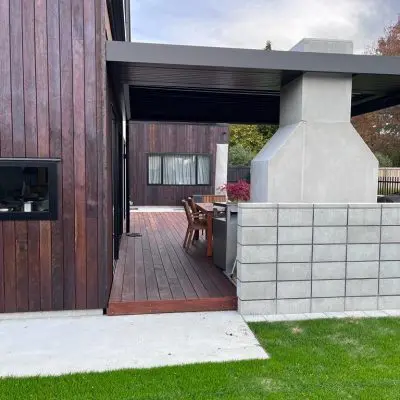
[0, 0, 112, 313]
[128, 122, 229, 206]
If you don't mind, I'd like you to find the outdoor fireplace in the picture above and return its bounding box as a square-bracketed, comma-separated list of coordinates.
[0, 158, 59, 220]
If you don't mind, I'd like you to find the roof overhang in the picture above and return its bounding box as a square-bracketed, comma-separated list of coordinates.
[107, 41, 400, 124]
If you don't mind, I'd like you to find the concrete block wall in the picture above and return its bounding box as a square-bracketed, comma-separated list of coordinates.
[237, 203, 400, 315]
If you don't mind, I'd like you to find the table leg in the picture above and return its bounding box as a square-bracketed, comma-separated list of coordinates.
[206, 213, 213, 257]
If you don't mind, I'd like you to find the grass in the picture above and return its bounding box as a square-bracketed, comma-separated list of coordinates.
[1, 317, 400, 399]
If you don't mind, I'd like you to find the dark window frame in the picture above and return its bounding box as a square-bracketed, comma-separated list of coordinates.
[147, 153, 212, 186]
[0, 158, 60, 221]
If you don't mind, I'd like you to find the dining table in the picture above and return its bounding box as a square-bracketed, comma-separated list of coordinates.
[196, 202, 225, 257]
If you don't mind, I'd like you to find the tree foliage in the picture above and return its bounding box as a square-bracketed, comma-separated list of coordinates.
[352, 19, 400, 166]
[228, 144, 255, 166]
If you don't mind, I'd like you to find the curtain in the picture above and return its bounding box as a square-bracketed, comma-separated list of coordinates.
[148, 155, 161, 184]
[163, 155, 196, 185]
[197, 155, 210, 185]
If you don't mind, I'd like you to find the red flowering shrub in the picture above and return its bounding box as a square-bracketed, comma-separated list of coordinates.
[220, 180, 250, 202]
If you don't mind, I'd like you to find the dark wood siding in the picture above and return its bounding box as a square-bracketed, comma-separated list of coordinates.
[129, 122, 228, 206]
[0, 0, 112, 313]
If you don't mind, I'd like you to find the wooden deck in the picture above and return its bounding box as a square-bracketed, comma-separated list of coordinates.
[107, 212, 237, 315]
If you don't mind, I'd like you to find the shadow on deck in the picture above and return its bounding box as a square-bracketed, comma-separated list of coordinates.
[107, 212, 237, 315]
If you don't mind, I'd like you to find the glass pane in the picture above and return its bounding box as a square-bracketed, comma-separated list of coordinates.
[163, 155, 196, 185]
[197, 155, 210, 185]
[0, 166, 49, 213]
[148, 155, 161, 184]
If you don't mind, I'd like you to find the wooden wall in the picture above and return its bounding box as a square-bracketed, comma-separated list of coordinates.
[0, 0, 113, 313]
[129, 122, 228, 206]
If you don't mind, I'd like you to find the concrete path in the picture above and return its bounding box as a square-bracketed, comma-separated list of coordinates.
[0, 311, 268, 377]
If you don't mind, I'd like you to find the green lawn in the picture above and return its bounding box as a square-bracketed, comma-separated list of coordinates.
[1, 317, 400, 399]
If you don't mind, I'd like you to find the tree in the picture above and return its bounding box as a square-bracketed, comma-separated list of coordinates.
[264, 40, 272, 51]
[228, 144, 255, 166]
[352, 19, 400, 166]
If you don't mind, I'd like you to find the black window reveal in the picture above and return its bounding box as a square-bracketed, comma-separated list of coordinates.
[0, 159, 60, 221]
[147, 153, 211, 186]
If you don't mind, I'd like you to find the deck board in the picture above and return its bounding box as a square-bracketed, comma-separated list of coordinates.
[107, 212, 237, 315]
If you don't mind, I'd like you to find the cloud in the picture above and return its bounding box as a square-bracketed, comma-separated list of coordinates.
[131, 0, 398, 53]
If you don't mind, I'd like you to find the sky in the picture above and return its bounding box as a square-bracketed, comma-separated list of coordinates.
[130, 0, 398, 53]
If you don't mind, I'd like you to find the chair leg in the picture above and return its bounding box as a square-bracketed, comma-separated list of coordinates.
[183, 228, 190, 249]
[186, 229, 194, 252]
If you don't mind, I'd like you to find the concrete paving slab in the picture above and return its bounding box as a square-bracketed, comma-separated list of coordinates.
[0, 311, 268, 377]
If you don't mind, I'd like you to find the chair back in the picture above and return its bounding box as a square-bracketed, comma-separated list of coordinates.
[182, 200, 194, 226]
[187, 197, 197, 214]
[202, 194, 227, 203]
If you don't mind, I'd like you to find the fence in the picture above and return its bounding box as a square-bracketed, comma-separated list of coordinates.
[378, 176, 400, 195]
[379, 168, 400, 178]
[227, 166, 251, 183]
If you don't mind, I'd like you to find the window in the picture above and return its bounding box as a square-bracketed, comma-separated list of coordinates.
[0, 159, 59, 221]
[148, 154, 211, 186]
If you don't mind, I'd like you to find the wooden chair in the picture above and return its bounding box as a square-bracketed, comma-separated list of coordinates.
[188, 197, 206, 238]
[182, 200, 207, 251]
[201, 194, 227, 203]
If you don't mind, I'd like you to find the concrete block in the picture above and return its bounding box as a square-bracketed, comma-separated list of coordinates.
[378, 296, 400, 310]
[237, 281, 276, 300]
[345, 297, 378, 311]
[312, 262, 346, 280]
[313, 226, 346, 244]
[237, 262, 276, 282]
[277, 281, 311, 299]
[311, 297, 345, 312]
[346, 261, 379, 279]
[278, 207, 313, 226]
[314, 208, 347, 226]
[347, 244, 379, 261]
[347, 226, 380, 244]
[278, 227, 312, 244]
[277, 299, 311, 314]
[237, 244, 276, 264]
[238, 207, 277, 227]
[379, 278, 400, 296]
[346, 279, 378, 296]
[313, 244, 346, 262]
[277, 263, 311, 281]
[238, 299, 277, 315]
[381, 205, 400, 225]
[381, 226, 400, 243]
[312, 280, 345, 297]
[238, 226, 277, 245]
[380, 244, 400, 261]
[348, 207, 381, 225]
[278, 245, 312, 263]
[380, 261, 400, 278]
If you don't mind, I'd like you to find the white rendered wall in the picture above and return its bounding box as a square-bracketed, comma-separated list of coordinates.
[215, 143, 228, 195]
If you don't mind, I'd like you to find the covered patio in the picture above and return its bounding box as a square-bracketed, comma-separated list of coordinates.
[107, 211, 236, 315]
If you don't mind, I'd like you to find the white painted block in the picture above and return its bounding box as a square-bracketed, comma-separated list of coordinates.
[278, 227, 312, 244]
[346, 261, 379, 279]
[313, 226, 347, 244]
[238, 208, 277, 227]
[311, 297, 345, 312]
[347, 226, 380, 244]
[278, 245, 312, 263]
[312, 262, 346, 280]
[378, 296, 400, 310]
[313, 244, 346, 262]
[238, 226, 277, 245]
[347, 244, 379, 261]
[237, 281, 276, 300]
[277, 299, 311, 314]
[381, 226, 400, 243]
[380, 261, 400, 278]
[312, 280, 345, 297]
[237, 263, 276, 282]
[238, 299, 277, 315]
[277, 281, 311, 299]
[277, 263, 311, 281]
[348, 207, 381, 226]
[381, 206, 400, 225]
[278, 208, 313, 226]
[314, 208, 347, 226]
[345, 296, 378, 311]
[380, 244, 400, 261]
[346, 279, 378, 296]
[238, 245, 276, 264]
[379, 278, 400, 296]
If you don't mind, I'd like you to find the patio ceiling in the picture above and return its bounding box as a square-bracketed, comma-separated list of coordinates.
[107, 41, 400, 124]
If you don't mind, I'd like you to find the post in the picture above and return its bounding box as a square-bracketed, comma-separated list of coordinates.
[214, 143, 228, 195]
